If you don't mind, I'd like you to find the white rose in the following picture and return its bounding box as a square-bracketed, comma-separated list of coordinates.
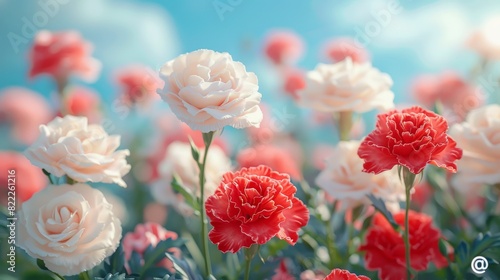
[151, 141, 231, 216]
[315, 140, 404, 211]
[450, 105, 500, 193]
[17, 183, 121, 276]
[297, 57, 394, 113]
[25, 115, 130, 187]
[468, 17, 500, 60]
[158, 49, 263, 133]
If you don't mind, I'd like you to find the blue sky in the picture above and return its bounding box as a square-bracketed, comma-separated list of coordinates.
[1, 0, 499, 119]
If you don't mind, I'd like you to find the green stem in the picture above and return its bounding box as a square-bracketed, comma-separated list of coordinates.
[78, 271, 91, 280]
[325, 201, 339, 268]
[404, 183, 412, 280]
[337, 111, 353, 141]
[400, 166, 417, 280]
[243, 245, 259, 280]
[51, 271, 65, 280]
[199, 131, 214, 278]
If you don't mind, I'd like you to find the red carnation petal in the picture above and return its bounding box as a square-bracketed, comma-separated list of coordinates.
[429, 137, 462, 173]
[277, 197, 309, 245]
[208, 220, 254, 253]
[392, 141, 435, 174]
[325, 268, 371, 280]
[205, 190, 232, 222]
[358, 134, 399, 174]
[240, 212, 285, 244]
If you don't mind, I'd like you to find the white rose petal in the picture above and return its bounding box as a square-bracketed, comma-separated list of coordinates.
[17, 184, 122, 276]
[297, 57, 395, 113]
[150, 141, 231, 216]
[450, 105, 500, 194]
[24, 115, 131, 187]
[315, 140, 404, 211]
[158, 49, 263, 133]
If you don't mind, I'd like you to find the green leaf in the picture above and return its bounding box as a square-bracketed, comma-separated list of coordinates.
[187, 136, 200, 163]
[37, 259, 48, 271]
[438, 238, 449, 258]
[171, 176, 200, 212]
[367, 194, 400, 230]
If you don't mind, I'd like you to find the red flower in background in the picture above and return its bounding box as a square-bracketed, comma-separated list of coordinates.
[358, 106, 462, 174]
[206, 165, 309, 253]
[122, 223, 180, 273]
[237, 144, 302, 180]
[64, 86, 101, 123]
[283, 69, 306, 100]
[323, 38, 369, 63]
[411, 72, 483, 121]
[0, 152, 47, 204]
[359, 211, 448, 280]
[264, 31, 304, 65]
[29, 30, 100, 82]
[115, 65, 163, 106]
[324, 269, 370, 280]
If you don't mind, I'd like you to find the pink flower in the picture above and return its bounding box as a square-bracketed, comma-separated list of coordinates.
[0, 151, 47, 205]
[237, 144, 302, 180]
[467, 17, 500, 60]
[264, 31, 304, 65]
[271, 260, 295, 280]
[0, 87, 52, 144]
[411, 72, 483, 121]
[63, 87, 101, 123]
[323, 38, 369, 63]
[115, 65, 163, 106]
[283, 69, 306, 100]
[29, 30, 101, 82]
[122, 223, 180, 273]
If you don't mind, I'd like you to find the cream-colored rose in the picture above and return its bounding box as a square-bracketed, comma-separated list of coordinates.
[450, 105, 500, 193]
[468, 17, 500, 60]
[158, 49, 263, 133]
[297, 57, 394, 113]
[151, 141, 231, 216]
[315, 141, 404, 211]
[17, 184, 121, 276]
[25, 115, 130, 187]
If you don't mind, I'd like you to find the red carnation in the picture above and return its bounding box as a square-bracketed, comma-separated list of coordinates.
[359, 211, 448, 280]
[324, 268, 370, 280]
[206, 165, 309, 253]
[358, 106, 462, 174]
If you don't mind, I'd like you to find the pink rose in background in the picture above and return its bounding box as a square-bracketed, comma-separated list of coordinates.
[63, 86, 101, 123]
[411, 71, 483, 121]
[29, 30, 101, 82]
[122, 223, 181, 273]
[271, 260, 295, 280]
[300, 270, 325, 280]
[237, 144, 302, 180]
[143, 203, 168, 225]
[115, 65, 163, 106]
[264, 30, 304, 65]
[323, 38, 369, 63]
[0, 151, 47, 205]
[467, 17, 500, 60]
[283, 68, 306, 100]
[0, 87, 52, 144]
